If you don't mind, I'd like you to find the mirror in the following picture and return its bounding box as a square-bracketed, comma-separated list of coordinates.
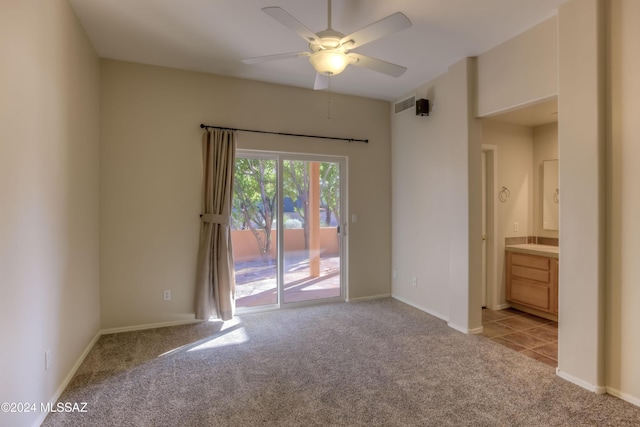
[543, 159, 559, 230]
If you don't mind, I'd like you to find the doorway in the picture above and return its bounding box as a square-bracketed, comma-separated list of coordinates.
[231, 151, 346, 312]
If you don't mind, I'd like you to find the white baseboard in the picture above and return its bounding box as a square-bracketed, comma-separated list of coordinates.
[101, 318, 202, 335]
[447, 322, 467, 334]
[391, 294, 449, 322]
[606, 386, 640, 408]
[555, 368, 607, 394]
[447, 322, 484, 335]
[468, 325, 484, 335]
[33, 331, 101, 427]
[390, 294, 481, 334]
[347, 293, 391, 302]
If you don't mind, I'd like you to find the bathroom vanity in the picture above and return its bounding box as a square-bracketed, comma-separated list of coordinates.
[505, 244, 558, 321]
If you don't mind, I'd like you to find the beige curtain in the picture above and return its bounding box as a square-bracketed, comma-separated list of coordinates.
[195, 129, 236, 321]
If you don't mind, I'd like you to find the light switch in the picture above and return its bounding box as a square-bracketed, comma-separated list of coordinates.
[352, 214, 358, 223]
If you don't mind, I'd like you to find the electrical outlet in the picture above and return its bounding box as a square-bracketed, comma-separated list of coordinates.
[412, 277, 417, 286]
[163, 290, 171, 301]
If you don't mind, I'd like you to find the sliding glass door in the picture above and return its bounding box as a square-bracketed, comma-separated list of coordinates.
[282, 159, 341, 303]
[231, 152, 345, 311]
[231, 155, 278, 307]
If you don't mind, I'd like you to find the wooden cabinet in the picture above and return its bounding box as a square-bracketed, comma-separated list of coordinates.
[506, 251, 558, 316]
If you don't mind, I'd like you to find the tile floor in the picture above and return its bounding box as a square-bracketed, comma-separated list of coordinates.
[482, 307, 558, 367]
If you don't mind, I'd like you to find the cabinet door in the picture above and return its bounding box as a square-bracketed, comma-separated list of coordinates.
[506, 251, 557, 314]
[511, 265, 550, 283]
[510, 278, 550, 311]
[511, 253, 550, 270]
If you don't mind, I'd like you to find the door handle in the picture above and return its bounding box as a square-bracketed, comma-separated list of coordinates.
[482, 234, 488, 241]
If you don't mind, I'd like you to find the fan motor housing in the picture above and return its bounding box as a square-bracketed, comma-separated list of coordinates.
[311, 30, 344, 51]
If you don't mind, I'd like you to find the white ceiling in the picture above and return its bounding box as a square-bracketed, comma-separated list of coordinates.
[69, 0, 566, 101]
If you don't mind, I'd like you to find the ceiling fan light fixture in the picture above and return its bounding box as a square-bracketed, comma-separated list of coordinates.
[245, 3, 412, 87]
[309, 50, 349, 76]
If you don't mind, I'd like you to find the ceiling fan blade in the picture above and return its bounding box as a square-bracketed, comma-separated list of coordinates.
[314, 73, 329, 90]
[340, 12, 411, 50]
[262, 7, 319, 43]
[347, 53, 407, 77]
[242, 52, 309, 65]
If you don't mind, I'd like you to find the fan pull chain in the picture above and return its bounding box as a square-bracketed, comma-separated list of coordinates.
[327, 85, 333, 120]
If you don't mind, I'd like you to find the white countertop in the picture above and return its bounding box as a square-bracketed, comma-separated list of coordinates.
[505, 244, 559, 258]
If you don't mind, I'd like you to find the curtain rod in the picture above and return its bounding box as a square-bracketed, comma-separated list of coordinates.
[199, 124, 368, 144]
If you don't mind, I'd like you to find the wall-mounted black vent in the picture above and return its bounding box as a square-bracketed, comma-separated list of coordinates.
[394, 95, 415, 114]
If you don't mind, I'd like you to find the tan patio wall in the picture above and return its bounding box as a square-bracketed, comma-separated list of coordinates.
[231, 228, 340, 262]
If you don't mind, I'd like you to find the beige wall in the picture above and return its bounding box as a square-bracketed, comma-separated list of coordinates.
[391, 58, 482, 333]
[447, 58, 484, 334]
[557, 0, 606, 392]
[532, 123, 559, 238]
[100, 60, 392, 329]
[391, 74, 452, 321]
[606, 0, 640, 404]
[0, 1, 101, 426]
[477, 16, 558, 117]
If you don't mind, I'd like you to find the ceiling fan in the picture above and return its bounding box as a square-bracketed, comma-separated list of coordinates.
[242, 0, 412, 90]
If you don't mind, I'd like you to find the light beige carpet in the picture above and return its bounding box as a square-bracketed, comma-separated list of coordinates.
[44, 298, 640, 426]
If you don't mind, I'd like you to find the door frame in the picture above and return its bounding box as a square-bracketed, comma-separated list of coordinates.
[481, 144, 499, 310]
[481, 150, 487, 308]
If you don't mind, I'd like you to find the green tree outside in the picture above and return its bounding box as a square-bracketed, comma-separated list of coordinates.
[232, 158, 340, 260]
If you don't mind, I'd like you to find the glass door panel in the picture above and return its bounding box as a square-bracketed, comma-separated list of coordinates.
[232, 153, 343, 311]
[231, 157, 278, 309]
[282, 160, 341, 304]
